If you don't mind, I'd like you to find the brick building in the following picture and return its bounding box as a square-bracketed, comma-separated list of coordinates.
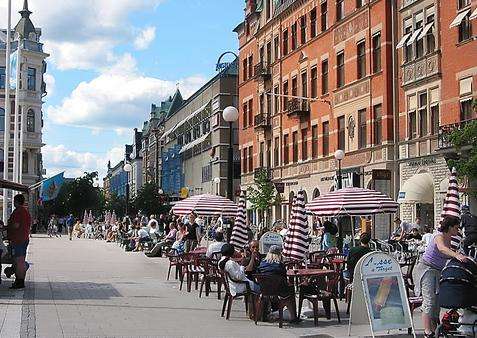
[235, 0, 397, 237]
[396, 0, 477, 227]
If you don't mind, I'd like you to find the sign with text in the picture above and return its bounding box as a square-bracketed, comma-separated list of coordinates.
[259, 231, 283, 254]
[349, 252, 415, 338]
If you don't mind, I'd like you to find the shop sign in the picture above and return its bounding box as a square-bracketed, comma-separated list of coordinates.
[259, 231, 283, 254]
[285, 181, 298, 186]
[372, 169, 391, 181]
[407, 157, 437, 167]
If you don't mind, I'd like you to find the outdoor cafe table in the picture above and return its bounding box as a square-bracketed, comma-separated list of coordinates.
[287, 268, 335, 278]
[190, 247, 207, 255]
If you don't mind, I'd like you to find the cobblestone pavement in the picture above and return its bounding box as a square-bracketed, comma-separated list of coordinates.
[0, 235, 423, 338]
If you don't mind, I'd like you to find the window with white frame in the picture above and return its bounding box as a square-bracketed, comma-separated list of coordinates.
[459, 77, 474, 121]
[408, 94, 417, 139]
[430, 87, 440, 135]
[418, 92, 428, 136]
[415, 12, 424, 58]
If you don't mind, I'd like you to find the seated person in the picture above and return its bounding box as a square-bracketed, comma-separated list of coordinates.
[134, 226, 151, 251]
[206, 231, 226, 258]
[240, 240, 261, 279]
[406, 227, 423, 241]
[256, 245, 299, 323]
[146, 223, 178, 257]
[346, 232, 372, 281]
[390, 217, 412, 241]
[171, 223, 187, 254]
[218, 243, 260, 296]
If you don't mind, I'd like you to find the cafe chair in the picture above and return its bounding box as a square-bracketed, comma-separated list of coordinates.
[198, 257, 222, 299]
[220, 271, 258, 320]
[298, 271, 341, 326]
[165, 248, 182, 281]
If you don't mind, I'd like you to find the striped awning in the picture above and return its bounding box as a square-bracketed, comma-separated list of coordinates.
[230, 191, 249, 249]
[283, 190, 309, 261]
[306, 187, 398, 216]
[172, 194, 237, 216]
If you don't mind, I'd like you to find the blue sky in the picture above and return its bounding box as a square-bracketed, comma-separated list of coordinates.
[3, 0, 243, 179]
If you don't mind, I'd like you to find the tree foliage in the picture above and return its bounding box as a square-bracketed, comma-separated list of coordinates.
[132, 182, 170, 217]
[246, 169, 282, 212]
[106, 193, 127, 218]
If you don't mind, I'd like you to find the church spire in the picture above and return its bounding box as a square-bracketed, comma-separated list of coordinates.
[20, 0, 32, 18]
[15, 0, 36, 40]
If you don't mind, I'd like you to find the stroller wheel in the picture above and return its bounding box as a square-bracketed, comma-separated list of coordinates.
[4, 266, 14, 278]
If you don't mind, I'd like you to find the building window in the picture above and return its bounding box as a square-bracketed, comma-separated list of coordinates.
[0, 108, 4, 132]
[301, 71, 308, 98]
[291, 76, 298, 97]
[458, 0, 471, 9]
[337, 52, 345, 88]
[336, 0, 344, 22]
[259, 93, 264, 115]
[248, 55, 253, 79]
[193, 125, 201, 140]
[266, 0, 271, 19]
[242, 148, 248, 173]
[283, 81, 289, 112]
[321, 1, 328, 31]
[322, 121, 329, 156]
[356, 0, 365, 8]
[409, 112, 417, 139]
[458, 13, 472, 42]
[27, 67, 36, 91]
[322, 59, 328, 94]
[430, 104, 439, 135]
[357, 41, 366, 79]
[242, 102, 248, 127]
[338, 116, 345, 150]
[259, 142, 264, 167]
[404, 18, 413, 62]
[22, 151, 28, 174]
[274, 86, 280, 114]
[292, 131, 298, 162]
[0, 67, 5, 89]
[202, 119, 210, 133]
[266, 140, 271, 167]
[300, 15, 307, 44]
[259, 45, 264, 65]
[358, 109, 367, 149]
[283, 134, 289, 165]
[27, 109, 35, 132]
[311, 66, 318, 98]
[274, 137, 280, 166]
[312, 125, 318, 158]
[418, 92, 428, 136]
[274, 35, 279, 61]
[460, 99, 473, 121]
[266, 92, 272, 115]
[266, 41, 272, 66]
[248, 99, 253, 127]
[283, 29, 288, 56]
[310, 8, 317, 38]
[202, 164, 212, 183]
[302, 129, 308, 160]
[426, 9, 435, 53]
[242, 59, 248, 81]
[373, 104, 382, 145]
[372, 33, 381, 73]
[291, 23, 297, 50]
[248, 146, 253, 172]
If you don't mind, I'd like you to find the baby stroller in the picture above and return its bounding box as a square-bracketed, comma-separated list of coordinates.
[436, 256, 477, 337]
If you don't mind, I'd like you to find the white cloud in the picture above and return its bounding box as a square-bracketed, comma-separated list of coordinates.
[43, 73, 55, 97]
[43, 144, 125, 179]
[46, 54, 207, 130]
[0, 0, 163, 70]
[134, 26, 156, 50]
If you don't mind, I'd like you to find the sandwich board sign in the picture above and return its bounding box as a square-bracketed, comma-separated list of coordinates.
[348, 252, 416, 338]
[259, 231, 283, 254]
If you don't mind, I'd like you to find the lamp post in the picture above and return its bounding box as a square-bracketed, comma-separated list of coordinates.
[123, 162, 132, 216]
[334, 149, 345, 190]
[222, 106, 239, 201]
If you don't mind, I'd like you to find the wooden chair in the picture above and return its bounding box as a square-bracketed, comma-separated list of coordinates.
[298, 271, 341, 326]
[198, 257, 222, 299]
[254, 274, 297, 328]
[220, 270, 258, 320]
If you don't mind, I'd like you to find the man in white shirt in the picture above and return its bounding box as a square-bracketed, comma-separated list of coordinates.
[206, 231, 225, 258]
[391, 217, 412, 241]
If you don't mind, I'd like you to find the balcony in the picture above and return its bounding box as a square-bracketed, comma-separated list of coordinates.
[286, 99, 310, 117]
[438, 118, 476, 149]
[254, 167, 273, 180]
[254, 113, 270, 129]
[254, 62, 271, 80]
[402, 52, 440, 87]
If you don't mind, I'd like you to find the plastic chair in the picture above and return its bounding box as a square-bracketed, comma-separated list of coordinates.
[198, 257, 222, 299]
[220, 270, 258, 320]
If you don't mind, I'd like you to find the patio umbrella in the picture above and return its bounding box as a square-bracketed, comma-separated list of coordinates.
[283, 190, 309, 261]
[88, 210, 93, 223]
[230, 191, 249, 249]
[440, 167, 462, 250]
[305, 187, 398, 216]
[172, 194, 237, 217]
[82, 210, 88, 225]
[111, 211, 117, 225]
[283, 194, 297, 254]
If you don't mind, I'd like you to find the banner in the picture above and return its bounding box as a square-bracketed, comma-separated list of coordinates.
[40, 172, 65, 202]
[10, 49, 18, 89]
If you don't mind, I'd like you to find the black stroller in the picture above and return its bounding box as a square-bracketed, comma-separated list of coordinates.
[436, 256, 477, 337]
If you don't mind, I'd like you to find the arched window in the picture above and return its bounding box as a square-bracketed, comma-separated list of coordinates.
[312, 188, 320, 199]
[22, 151, 28, 174]
[0, 108, 4, 132]
[27, 109, 35, 132]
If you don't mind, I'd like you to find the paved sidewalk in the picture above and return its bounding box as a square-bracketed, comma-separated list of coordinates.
[0, 235, 423, 338]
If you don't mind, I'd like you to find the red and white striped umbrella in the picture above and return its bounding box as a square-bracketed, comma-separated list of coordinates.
[172, 194, 237, 217]
[283, 190, 309, 261]
[230, 191, 249, 249]
[306, 187, 398, 216]
[441, 168, 462, 250]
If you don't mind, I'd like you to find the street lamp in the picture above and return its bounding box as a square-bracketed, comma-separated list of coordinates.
[123, 162, 132, 216]
[334, 149, 345, 190]
[223, 106, 239, 201]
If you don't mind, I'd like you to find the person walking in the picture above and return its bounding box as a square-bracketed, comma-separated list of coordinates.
[66, 214, 75, 241]
[47, 215, 58, 238]
[6, 194, 31, 289]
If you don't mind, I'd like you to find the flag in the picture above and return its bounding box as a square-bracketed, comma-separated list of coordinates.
[10, 49, 18, 89]
[40, 172, 64, 202]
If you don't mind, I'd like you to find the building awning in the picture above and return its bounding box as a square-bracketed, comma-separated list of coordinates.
[406, 28, 423, 46]
[470, 8, 477, 20]
[449, 9, 470, 28]
[160, 101, 211, 141]
[396, 33, 411, 49]
[398, 173, 434, 204]
[179, 132, 211, 154]
[418, 22, 433, 40]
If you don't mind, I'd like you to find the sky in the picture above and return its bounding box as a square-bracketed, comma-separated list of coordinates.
[0, 0, 243, 180]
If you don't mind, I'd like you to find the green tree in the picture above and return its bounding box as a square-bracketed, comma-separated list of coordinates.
[132, 182, 170, 217]
[106, 193, 127, 218]
[247, 169, 282, 228]
[448, 99, 477, 189]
